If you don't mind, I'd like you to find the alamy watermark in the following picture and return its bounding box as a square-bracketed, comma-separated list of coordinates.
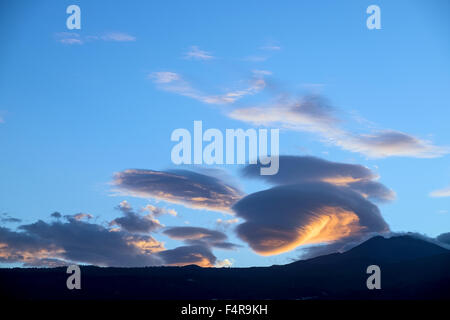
[66, 264, 81, 290]
[170, 121, 279, 175]
[366, 265, 381, 289]
[366, 5, 381, 30]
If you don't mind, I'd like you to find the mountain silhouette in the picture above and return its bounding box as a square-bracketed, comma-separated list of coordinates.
[0, 235, 449, 300]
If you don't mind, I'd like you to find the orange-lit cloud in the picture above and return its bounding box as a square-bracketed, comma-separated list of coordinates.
[112, 169, 243, 213]
[233, 182, 389, 256]
[0, 214, 221, 268]
[254, 207, 363, 256]
[243, 156, 395, 203]
[157, 245, 216, 267]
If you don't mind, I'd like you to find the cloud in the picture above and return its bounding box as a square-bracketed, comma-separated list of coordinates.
[55, 32, 83, 45]
[216, 218, 239, 228]
[260, 45, 281, 51]
[430, 186, 450, 198]
[55, 32, 136, 45]
[109, 201, 163, 233]
[101, 32, 136, 42]
[337, 130, 449, 159]
[0, 219, 164, 267]
[150, 49, 446, 158]
[23, 258, 69, 268]
[229, 94, 448, 159]
[149, 71, 266, 105]
[234, 156, 393, 256]
[112, 169, 243, 213]
[228, 94, 339, 134]
[184, 46, 214, 60]
[232, 182, 389, 256]
[70, 213, 94, 221]
[163, 226, 238, 249]
[151, 72, 180, 84]
[163, 226, 226, 242]
[215, 258, 233, 268]
[243, 156, 395, 203]
[0, 213, 21, 224]
[50, 212, 62, 219]
[156, 245, 216, 267]
[0, 208, 229, 268]
[142, 204, 177, 217]
[0, 215, 223, 268]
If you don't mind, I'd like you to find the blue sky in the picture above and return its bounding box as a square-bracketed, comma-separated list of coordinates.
[0, 0, 449, 267]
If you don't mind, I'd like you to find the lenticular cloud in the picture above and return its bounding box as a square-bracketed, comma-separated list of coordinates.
[233, 156, 392, 255]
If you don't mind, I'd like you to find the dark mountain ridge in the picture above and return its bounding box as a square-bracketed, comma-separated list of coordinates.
[1, 235, 449, 300]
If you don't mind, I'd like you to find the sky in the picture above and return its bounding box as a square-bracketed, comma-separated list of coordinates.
[0, 0, 449, 268]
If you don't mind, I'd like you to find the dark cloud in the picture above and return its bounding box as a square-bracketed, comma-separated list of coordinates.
[0, 212, 225, 268]
[110, 201, 163, 233]
[50, 212, 62, 219]
[347, 180, 395, 203]
[157, 245, 216, 267]
[437, 232, 450, 245]
[163, 226, 239, 249]
[0, 213, 22, 224]
[0, 219, 164, 267]
[244, 156, 373, 184]
[113, 169, 243, 213]
[232, 182, 389, 256]
[0, 225, 56, 264]
[243, 156, 395, 202]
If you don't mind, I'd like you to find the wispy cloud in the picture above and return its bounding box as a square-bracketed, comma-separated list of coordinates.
[151, 71, 180, 84]
[184, 46, 214, 60]
[216, 218, 239, 227]
[101, 32, 136, 42]
[149, 71, 266, 105]
[229, 94, 448, 159]
[55, 32, 83, 45]
[149, 49, 447, 159]
[430, 186, 450, 198]
[55, 31, 136, 45]
[260, 45, 281, 51]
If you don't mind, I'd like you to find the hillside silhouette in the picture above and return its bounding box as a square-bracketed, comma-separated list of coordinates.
[1, 235, 449, 300]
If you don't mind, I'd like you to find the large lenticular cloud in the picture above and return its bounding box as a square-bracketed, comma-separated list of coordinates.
[233, 156, 392, 256]
[233, 182, 389, 255]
